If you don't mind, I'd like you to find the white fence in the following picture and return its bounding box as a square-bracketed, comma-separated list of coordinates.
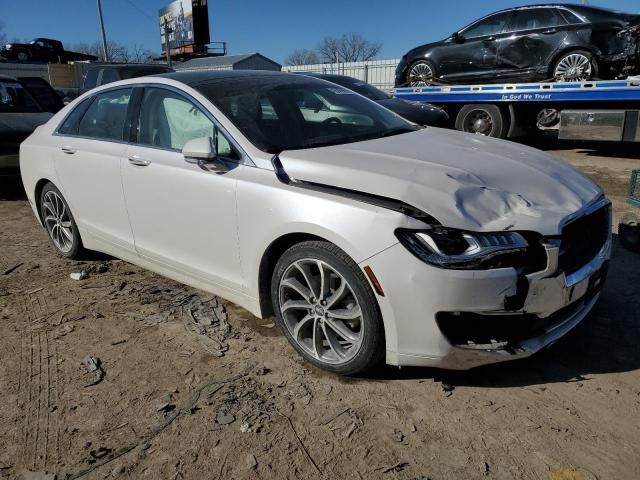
[283, 59, 400, 92]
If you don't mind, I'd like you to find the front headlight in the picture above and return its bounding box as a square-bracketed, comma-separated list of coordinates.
[395, 227, 530, 269]
[4, 44, 12, 50]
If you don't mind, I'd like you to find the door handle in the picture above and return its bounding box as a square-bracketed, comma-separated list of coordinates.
[128, 156, 151, 167]
[542, 28, 557, 35]
[61, 146, 76, 154]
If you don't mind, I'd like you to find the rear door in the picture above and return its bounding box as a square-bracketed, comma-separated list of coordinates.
[497, 7, 569, 80]
[52, 87, 136, 253]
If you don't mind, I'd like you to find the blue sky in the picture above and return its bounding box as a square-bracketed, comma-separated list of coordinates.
[2, 0, 639, 63]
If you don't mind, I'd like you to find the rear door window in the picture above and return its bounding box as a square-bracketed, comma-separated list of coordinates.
[77, 88, 132, 141]
[509, 8, 566, 31]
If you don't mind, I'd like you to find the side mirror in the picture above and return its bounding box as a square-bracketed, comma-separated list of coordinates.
[453, 32, 465, 43]
[182, 136, 229, 173]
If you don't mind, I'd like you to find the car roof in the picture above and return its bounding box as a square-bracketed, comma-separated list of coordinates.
[302, 73, 358, 82]
[483, 3, 627, 15]
[87, 63, 173, 70]
[156, 69, 298, 86]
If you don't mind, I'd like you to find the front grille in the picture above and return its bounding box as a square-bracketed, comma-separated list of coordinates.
[558, 204, 610, 276]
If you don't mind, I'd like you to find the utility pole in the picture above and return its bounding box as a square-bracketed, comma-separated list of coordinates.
[163, 23, 173, 67]
[96, 0, 109, 63]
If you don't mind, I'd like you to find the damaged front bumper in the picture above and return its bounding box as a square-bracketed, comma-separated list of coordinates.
[365, 234, 611, 369]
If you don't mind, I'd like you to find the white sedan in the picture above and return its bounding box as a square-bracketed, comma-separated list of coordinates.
[20, 71, 611, 374]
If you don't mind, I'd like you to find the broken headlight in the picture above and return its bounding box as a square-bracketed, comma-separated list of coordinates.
[395, 227, 530, 270]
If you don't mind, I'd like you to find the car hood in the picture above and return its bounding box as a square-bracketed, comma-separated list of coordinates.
[278, 128, 602, 235]
[377, 98, 448, 126]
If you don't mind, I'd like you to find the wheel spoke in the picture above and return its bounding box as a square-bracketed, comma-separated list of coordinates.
[311, 318, 324, 359]
[324, 278, 346, 309]
[281, 277, 312, 300]
[322, 321, 346, 359]
[327, 305, 361, 321]
[325, 317, 359, 343]
[294, 262, 319, 300]
[316, 260, 329, 300]
[281, 299, 312, 312]
[60, 226, 73, 241]
[292, 314, 314, 341]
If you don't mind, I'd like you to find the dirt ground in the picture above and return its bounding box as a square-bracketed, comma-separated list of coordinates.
[1, 139, 639, 480]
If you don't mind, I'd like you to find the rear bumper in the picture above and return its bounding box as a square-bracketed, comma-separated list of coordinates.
[365, 235, 611, 369]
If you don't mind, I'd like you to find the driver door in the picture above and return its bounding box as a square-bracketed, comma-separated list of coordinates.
[440, 11, 513, 82]
[121, 86, 245, 291]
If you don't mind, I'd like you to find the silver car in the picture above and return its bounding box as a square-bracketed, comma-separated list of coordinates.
[20, 71, 611, 374]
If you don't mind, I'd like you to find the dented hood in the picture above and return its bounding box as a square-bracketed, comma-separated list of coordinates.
[278, 128, 602, 235]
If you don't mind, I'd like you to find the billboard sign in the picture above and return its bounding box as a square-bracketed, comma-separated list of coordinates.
[159, 0, 210, 52]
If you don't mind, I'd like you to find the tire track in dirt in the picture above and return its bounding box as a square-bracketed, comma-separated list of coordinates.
[15, 288, 62, 472]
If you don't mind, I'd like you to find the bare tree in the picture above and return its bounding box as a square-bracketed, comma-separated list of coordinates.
[72, 41, 132, 63]
[317, 33, 383, 63]
[0, 22, 7, 46]
[130, 44, 155, 63]
[285, 48, 320, 66]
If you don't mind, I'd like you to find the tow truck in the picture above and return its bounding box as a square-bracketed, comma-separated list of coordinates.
[394, 77, 640, 142]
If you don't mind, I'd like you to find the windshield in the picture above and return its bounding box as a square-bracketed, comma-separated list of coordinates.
[194, 75, 417, 153]
[326, 77, 390, 101]
[0, 81, 42, 113]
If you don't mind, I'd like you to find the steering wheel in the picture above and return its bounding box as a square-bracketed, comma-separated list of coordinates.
[322, 117, 342, 125]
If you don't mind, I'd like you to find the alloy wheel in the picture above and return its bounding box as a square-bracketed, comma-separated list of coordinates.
[17, 51, 29, 62]
[42, 190, 74, 253]
[408, 62, 434, 87]
[554, 53, 592, 82]
[278, 258, 364, 365]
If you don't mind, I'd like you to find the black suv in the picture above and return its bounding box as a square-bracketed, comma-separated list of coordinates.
[80, 64, 174, 95]
[395, 4, 640, 86]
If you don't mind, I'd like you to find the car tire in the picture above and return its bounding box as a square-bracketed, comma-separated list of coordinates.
[16, 49, 30, 62]
[552, 50, 598, 82]
[406, 60, 437, 87]
[618, 213, 640, 252]
[40, 183, 86, 259]
[271, 240, 385, 375]
[455, 104, 507, 138]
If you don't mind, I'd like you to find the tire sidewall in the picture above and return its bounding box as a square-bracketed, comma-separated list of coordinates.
[271, 241, 384, 375]
[40, 183, 82, 258]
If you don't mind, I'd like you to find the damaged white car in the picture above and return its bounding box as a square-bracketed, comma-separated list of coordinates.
[20, 71, 611, 374]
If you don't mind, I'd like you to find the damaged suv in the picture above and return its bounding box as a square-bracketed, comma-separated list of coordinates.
[20, 71, 611, 374]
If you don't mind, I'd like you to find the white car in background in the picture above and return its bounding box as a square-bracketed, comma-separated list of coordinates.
[20, 71, 611, 375]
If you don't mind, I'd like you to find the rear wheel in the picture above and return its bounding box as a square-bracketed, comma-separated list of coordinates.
[406, 60, 436, 87]
[271, 241, 385, 375]
[552, 50, 597, 82]
[40, 183, 85, 259]
[619, 213, 640, 252]
[455, 104, 507, 138]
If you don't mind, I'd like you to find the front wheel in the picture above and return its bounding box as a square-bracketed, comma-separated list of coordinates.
[406, 60, 436, 87]
[16, 49, 30, 62]
[552, 50, 597, 82]
[271, 241, 385, 375]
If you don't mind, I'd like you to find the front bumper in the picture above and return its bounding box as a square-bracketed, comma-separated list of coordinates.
[365, 236, 611, 369]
